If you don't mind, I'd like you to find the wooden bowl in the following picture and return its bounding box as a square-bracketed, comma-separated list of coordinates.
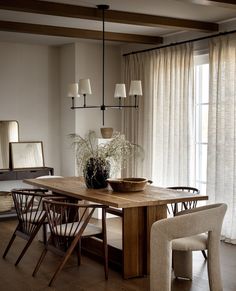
[107, 178, 150, 192]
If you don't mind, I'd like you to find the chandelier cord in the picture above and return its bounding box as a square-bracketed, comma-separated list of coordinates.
[102, 6, 105, 125]
[98, 4, 109, 125]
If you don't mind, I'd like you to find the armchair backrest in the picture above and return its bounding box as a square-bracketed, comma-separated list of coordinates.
[151, 203, 227, 242]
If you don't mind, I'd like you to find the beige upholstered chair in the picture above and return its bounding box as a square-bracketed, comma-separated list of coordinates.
[150, 203, 227, 291]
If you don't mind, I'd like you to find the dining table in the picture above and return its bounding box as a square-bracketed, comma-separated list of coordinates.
[24, 176, 208, 279]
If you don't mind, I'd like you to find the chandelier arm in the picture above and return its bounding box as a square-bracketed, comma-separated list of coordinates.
[71, 105, 101, 109]
[104, 105, 139, 109]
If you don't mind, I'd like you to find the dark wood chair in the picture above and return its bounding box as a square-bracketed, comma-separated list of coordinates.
[166, 186, 200, 216]
[2, 188, 51, 265]
[166, 186, 207, 260]
[32, 198, 108, 287]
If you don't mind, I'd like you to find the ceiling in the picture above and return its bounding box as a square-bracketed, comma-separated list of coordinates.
[0, 0, 235, 46]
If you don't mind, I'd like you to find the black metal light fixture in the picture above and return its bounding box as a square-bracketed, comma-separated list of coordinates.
[67, 4, 142, 125]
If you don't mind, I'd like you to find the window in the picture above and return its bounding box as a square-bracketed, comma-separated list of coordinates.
[194, 54, 209, 194]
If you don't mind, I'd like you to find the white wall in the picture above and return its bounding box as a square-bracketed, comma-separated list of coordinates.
[0, 40, 123, 178]
[0, 42, 61, 174]
[60, 43, 76, 176]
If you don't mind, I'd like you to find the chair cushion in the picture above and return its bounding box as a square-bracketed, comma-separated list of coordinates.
[53, 222, 102, 237]
[172, 233, 208, 251]
[22, 210, 46, 223]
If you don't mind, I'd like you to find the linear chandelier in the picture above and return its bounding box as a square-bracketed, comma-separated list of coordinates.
[67, 4, 142, 125]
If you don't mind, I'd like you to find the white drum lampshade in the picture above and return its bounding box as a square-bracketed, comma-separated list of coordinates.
[79, 78, 92, 95]
[67, 83, 79, 97]
[114, 84, 126, 98]
[129, 80, 142, 96]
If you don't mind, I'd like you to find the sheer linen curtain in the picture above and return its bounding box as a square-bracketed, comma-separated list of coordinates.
[122, 53, 153, 178]
[207, 34, 236, 244]
[123, 43, 195, 186]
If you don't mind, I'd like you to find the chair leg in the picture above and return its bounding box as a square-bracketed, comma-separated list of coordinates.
[207, 241, 223, 291]
[77, 239, 81, 266]
[32, 248, 48, 277]
[2, 232, 17, 258]
[15, 223, 43, 266]
[173, 250, 193, 280]
[150, 236, 172, 291]
[202, 250, 207, 260]
[42, 224, 47, 245]
[103, 233, 108, 280]
[48, 237, 80, 287]
[102, 209, 108, 280]
[15, 237, 34, 266]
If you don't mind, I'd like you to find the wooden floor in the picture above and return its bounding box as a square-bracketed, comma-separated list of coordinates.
[0, 218, 235, 291]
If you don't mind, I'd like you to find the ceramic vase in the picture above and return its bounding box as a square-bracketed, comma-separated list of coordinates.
[100, 127, 113, 139]
[83, 157, 110, 189]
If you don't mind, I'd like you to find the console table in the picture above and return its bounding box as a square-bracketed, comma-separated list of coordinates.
[0, 167, 54, 181]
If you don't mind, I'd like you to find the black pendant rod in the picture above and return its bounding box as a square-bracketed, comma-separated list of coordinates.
[102, 6, 105, 125]
[97, 4, 109, 125]
[123, 29, 236, 57]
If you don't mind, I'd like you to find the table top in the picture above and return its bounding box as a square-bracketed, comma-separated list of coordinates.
[24, 177, 208, 208]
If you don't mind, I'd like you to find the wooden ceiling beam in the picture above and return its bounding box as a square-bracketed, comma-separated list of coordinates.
[178, 0, 236, 8]
[0, 0, 219, 32]
[0, 20, 163, 44]
[210, 0, 236, 6]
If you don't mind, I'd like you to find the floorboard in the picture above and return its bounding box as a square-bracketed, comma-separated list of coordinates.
[0, 219, 235, 291]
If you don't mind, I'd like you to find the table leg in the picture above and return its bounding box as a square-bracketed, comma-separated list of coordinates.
[123, 207, 145, 279]
[122, 205, 167, 279]
[145, 205, 167, 274]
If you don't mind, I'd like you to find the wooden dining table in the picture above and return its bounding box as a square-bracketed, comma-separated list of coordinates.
[24, 176, 208, 279]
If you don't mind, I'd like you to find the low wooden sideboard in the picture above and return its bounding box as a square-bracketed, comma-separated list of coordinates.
[0, 167, 54, 181]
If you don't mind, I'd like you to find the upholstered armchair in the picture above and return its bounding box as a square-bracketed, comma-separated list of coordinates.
[150, 203, 227, 291]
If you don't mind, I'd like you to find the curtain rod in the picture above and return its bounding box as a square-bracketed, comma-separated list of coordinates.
[123, 29, 236, 57]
